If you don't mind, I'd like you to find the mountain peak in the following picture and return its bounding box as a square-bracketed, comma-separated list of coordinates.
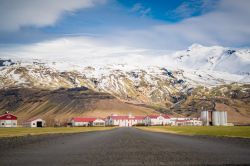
[188, 43, 204, 50]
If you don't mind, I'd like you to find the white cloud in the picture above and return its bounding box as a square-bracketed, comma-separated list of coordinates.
[0, 37, 174, 68]
[0, 0, 105, 31]
[111, 0, 250, 49]
[0, 0, 249, 51]
[166, 0, 217, 19]
[130, 3, 151, 17]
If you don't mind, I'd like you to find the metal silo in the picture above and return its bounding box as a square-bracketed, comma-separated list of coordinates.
[219, 111, 227, 126]
[212, 111, 220, 126]
[201, 111, 209, 126]
[224, 111, 228, 125]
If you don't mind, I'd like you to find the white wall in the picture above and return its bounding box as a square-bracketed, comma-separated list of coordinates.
[0, 120, 17, 127]
[145, 116, 171, 126]
[92, 119, 105, 126]
[71, 121, 89, 127]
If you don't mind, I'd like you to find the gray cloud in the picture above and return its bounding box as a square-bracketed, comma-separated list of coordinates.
[0, 0, 105, 31]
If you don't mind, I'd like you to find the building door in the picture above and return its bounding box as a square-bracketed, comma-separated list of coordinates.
[36, 121, 43, 127]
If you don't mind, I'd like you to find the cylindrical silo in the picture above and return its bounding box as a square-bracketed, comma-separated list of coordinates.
[219, 111, 227, 126]
[224, 111, 227, 125]
[201, 111, 209, 126]
[212, 111, 220, 126]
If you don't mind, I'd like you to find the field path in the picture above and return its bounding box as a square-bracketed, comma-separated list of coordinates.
[1, 128, 250, 165]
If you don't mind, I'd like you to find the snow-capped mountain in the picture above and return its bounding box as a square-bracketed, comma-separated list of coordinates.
[173, 44, 250, 75]
[0, 44, 250, 124]
[0, 44, 249, 105]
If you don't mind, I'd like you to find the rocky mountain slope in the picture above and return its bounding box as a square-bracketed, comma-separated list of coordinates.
[0, 44, 249, 124]
[0, 87, 157, 126]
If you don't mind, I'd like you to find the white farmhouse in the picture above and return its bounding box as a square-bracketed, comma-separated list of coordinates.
[23, 118, 46, 127]
[144, 114, 171, 126]
[106, 114, 145, 127]
[92, 118, 105, 126]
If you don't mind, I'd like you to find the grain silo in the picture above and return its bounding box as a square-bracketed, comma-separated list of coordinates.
[201, 111, 209, 126]
[212, 111, 220, 126]
[219, 111, 227, 126]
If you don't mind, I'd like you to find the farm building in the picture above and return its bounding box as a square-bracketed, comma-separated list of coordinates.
[0, 111, 17, 128]
[106, 114, 145, 127]
[173, 119, 202, 126]
[71, 117, 105, 127]
[144, 114, 171, 126]
[92, 118, 106, 126]
[23, 118, 46, 127]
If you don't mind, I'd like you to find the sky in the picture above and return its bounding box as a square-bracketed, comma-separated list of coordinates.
[0, 0, 250, 59]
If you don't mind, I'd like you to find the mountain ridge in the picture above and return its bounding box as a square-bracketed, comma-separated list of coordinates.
[0, 44, 250, 124]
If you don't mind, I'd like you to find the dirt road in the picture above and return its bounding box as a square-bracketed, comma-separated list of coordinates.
[1, 127, 250, 166]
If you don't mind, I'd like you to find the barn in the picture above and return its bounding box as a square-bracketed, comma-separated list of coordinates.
[23, 118, 46, 127]
[0, 111, 17, 127]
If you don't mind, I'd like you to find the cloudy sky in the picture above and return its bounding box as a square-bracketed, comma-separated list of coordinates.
[0, 0, 250, 58]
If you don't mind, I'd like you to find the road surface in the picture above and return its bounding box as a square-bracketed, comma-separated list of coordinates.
[0, 128, 250, 166]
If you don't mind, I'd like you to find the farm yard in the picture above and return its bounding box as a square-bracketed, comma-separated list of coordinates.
[1, 126, 250, 138]
[137, 126, 250, 138]
[0, 127, 114, 137]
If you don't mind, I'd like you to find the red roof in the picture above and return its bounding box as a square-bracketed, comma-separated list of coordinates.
[134, 116, 145, 120]
[163, 115, 171, 119]
[0, 112, 17, 120]
[72, 117, 96, 122]
[148, 115, 159, 119]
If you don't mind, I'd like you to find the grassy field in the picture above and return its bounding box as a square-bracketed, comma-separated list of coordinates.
[0, 127, 115, 137]
[137, 126, 250, 138]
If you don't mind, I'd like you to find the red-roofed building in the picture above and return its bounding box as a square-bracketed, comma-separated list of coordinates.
[0, 111, 17, 127]
[106, 114, 146, 127]
[70, 117, 105, 127]
[145, 114, 171, 126]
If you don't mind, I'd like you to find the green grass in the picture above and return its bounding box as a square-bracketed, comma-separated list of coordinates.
[0, 127, 115, 137]
[137, 126, 250, 138]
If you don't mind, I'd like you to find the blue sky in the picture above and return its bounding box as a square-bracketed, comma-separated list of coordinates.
[0, 0, 249, 50]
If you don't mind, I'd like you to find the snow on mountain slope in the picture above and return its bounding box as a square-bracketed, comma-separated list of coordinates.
[1, 42, 249, 84]
[1, 38, 249, 75]
[0, 43, 249, 107]
[173, 44, 250, 75]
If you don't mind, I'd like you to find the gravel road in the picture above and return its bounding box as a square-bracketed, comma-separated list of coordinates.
[0, 127, 250, 166]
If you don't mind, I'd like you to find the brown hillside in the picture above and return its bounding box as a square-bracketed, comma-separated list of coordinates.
[0, 87, 156, 126]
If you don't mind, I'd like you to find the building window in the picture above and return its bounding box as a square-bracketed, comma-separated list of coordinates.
[2, 123, 4, 125]
[33, 123, 35, 125]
